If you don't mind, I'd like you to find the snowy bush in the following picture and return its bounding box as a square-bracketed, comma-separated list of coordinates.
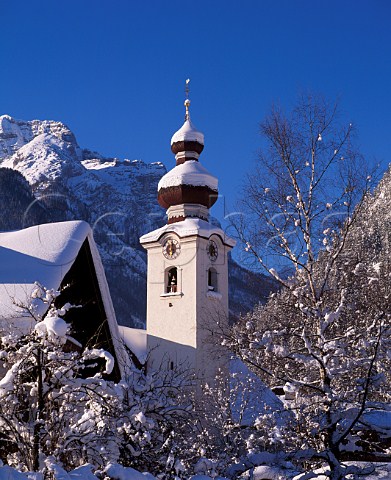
[0, 284, 194, 477]
[117, 364, 194, 476]
[0, 288, 122, 471]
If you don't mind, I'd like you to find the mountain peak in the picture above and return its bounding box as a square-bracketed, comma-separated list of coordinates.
[0, 115, 80, 161]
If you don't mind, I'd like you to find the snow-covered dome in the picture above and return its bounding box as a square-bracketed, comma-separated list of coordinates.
[170, 98, 205, 163]
[157, 159, 218, 211]
[158, 160, 217, 191]
[170, 119, 204, 146]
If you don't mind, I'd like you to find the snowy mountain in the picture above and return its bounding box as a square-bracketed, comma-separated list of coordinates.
[0, 115, 273, 326]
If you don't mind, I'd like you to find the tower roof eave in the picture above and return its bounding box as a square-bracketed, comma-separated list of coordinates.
[139, 217, 236, 248]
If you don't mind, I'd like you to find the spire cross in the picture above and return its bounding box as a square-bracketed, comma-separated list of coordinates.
[185, 78, 190, 99]
[184, 78, 191, 121]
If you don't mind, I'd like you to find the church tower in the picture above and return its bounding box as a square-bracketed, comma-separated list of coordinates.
[140, 84, 235, 384]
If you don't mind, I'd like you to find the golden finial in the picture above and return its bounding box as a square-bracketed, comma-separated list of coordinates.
[184, 78, 191, 121]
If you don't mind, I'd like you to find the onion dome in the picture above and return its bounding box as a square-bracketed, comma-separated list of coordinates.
[170, 120, 204, 163]
[171, 99, 204, 164]
[158, 160, 218, 210]
[158, 81, 218, 223]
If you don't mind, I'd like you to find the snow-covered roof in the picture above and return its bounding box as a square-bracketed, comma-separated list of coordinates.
[230, 358, 285, 426]
[0, 220, 127, 375]
[118, 326, 147, 364]
[158, 160, 218, 191]
[171, 119, 204, 145]
[0, 221, 91, 319]
[358, 408, 391, 436]
[140, 217, 236, 247]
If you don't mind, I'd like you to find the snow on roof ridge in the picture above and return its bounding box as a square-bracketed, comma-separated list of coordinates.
[158, 160, 218, 191]
[0, 220, 92, 320]
[0, 220, 91, 264]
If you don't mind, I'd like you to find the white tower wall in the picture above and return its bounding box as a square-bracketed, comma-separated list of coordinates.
[142, 228, 233, 384]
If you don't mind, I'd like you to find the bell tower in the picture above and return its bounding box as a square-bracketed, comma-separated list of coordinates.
[140, 82, 235, 384]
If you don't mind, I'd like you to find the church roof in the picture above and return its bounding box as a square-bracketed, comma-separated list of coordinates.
[0, 221, 91, 319]
[230, 358, 285, 426]
[118, 325, 147, 364]
[158, 89, 220, 217]
[0, 220, 127, 375]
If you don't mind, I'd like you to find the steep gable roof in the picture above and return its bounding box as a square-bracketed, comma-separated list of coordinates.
[0, 220, 126, 378]
[0, 221, 90, 319]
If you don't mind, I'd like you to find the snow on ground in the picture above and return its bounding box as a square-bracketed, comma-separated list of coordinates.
[0, 460, 390, 479]
[252, 465, 288, 479]
[292, 462, 391, 480]
[0, 465, 30, 480]
[0, 463, 157, 480]
[105, 464, 155, 480]
[353, 462, 391, 479]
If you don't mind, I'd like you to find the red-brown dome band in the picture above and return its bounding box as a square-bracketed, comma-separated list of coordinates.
[158, 184, 218, 210]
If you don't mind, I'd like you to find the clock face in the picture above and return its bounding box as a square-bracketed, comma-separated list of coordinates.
[207, 240, 218, 262]
[163, 238, 181, 259]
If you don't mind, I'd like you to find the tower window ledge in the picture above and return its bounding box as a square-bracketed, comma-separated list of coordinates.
[160, 292, 183, 298]
[207, 291, 222, 300]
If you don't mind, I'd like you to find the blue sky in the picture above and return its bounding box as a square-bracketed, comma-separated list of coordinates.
[2, 0, 391, 219]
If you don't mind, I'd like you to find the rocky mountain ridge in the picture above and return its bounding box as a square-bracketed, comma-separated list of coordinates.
[0, 114, 273, 326]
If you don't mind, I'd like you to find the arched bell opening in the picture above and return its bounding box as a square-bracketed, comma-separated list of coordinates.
[208, 267, 218, 292]
[166, 267, 178, 293]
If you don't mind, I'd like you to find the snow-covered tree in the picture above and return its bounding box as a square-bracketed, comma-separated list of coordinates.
[0, 284, 121, 471]
[117, 364, 193, 476]
[227, 95, 390, 479]
[0, 284, 194, 476]
[180, 365, 288, 478]
[233, 94, 371, 280]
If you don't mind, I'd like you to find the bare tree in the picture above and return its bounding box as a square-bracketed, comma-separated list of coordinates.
[227, 95, 390, 479]
[234, 94, 370, 281]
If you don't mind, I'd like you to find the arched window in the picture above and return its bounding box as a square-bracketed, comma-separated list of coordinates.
[208, 267, 218, 292]
[166, 267, 178, 293]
